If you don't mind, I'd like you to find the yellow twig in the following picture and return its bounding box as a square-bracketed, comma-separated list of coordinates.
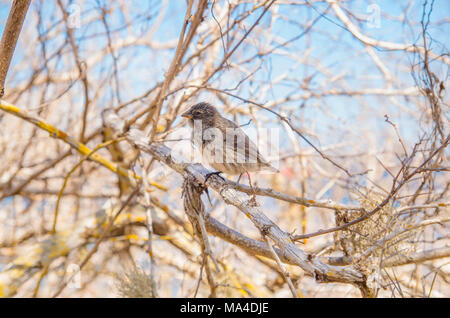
[0, 100, 167, 192]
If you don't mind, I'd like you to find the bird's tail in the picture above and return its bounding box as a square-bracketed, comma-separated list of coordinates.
[260, 162, 279, 173]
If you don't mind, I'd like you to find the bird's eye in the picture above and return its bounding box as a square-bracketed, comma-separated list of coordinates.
[193, 110, 201, 116]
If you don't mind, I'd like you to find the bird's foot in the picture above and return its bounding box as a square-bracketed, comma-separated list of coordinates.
[248, 194, 259, 207]
[205, 171, 224, 183]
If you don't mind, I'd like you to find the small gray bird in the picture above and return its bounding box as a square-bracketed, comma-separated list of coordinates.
[181, 102, 278, 184]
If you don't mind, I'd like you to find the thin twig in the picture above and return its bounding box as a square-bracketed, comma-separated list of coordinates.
[52, 187, 140, 297]
[263, 234, 298, 298]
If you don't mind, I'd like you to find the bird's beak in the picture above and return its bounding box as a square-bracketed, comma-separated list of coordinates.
[181, 111, 192, 119]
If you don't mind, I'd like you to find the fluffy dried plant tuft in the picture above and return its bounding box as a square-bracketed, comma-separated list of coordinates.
[334, 192, 418, 265]
[114, 266, 155, 298]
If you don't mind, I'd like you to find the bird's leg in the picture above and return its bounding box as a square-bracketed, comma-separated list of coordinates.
[205, 170, 224, 183]
[246, 171, 258, 205]
[204, 171, 225, 208]
[236, 173, 243, 184]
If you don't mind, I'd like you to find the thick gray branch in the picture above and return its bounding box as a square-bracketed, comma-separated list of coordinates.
[382, 246, 450, 267]
[104, 111, 373, 296]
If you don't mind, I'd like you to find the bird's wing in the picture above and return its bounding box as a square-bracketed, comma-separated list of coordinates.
[222, 119, 272, 166]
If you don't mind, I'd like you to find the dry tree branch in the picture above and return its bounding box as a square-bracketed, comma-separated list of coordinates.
[384, 115, 408, 158]
[328, 0, 450, 65]
[103, 111, 374, 296]
[182, 176, 220, 273]
[56, 0, 91, 142]
[382, 246, 450, 267]
[0, 100, 166, 191]
[143, 0, 208, 136]
[201, 0, 277, 85]
[357, 217, 450, 263]
[232, 182, 362, 212]
[292, 135, 449, 241]
[0, 0, 31, 98]
[263, 234, 298, 298]
[184, 85, 359, 177]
